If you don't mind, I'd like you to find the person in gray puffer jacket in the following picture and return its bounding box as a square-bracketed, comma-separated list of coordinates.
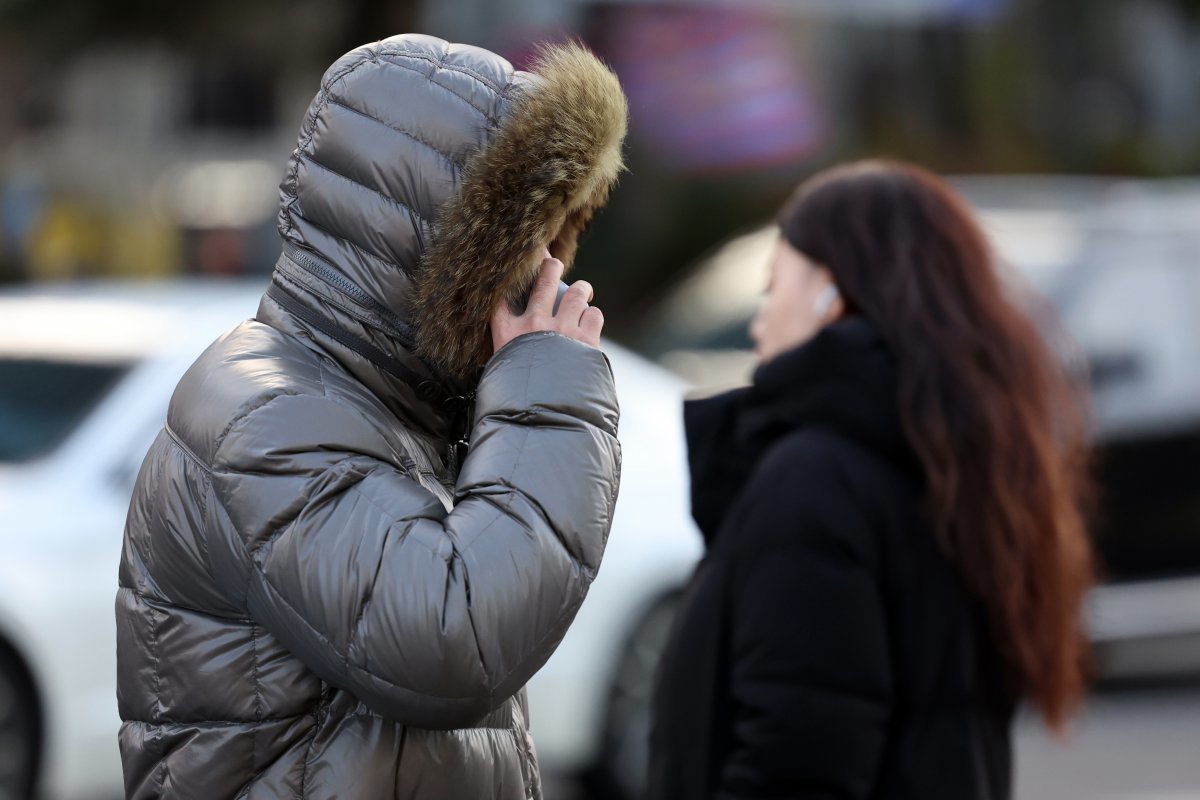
[115, 34, 628, 799]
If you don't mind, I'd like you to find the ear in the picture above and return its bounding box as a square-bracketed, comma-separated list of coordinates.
[826, 287, 847, 322]
[812, 278, 843, 322]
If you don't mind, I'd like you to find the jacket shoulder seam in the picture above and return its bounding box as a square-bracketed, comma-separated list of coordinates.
[163, 423, 213, 474]
[213, 390, 305, 456]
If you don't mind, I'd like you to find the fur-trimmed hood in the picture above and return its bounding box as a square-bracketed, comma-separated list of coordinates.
[271, 33, 627, 387]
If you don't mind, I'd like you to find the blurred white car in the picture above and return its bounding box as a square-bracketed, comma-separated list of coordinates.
[0, 280, 701, 800]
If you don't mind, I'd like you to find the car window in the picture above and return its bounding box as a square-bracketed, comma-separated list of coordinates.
[0, 358, 130, 462]
[1062, 236, 1200, 424]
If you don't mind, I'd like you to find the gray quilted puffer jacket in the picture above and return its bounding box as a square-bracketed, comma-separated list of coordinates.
[116, 34, 627, 799]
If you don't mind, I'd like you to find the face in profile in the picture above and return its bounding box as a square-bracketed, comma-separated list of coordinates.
[749, 237, 844, 363]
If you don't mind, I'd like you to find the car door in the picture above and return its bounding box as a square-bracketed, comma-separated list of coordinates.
[1058, 229, 1200, 582]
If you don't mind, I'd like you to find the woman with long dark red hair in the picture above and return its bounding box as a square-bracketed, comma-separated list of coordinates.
[648, 160, 1095, 799]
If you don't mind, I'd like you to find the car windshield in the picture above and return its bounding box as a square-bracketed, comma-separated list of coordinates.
[0, 358, 130, 462]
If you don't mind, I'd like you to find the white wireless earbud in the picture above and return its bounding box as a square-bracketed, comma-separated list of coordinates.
[813, 284, 840, 318]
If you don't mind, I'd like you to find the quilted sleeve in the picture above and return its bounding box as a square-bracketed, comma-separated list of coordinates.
[207, 332, 621, 729]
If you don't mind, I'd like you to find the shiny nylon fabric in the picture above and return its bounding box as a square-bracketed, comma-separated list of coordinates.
[116, 34, 621, 800]
[278, 32, 527, 320]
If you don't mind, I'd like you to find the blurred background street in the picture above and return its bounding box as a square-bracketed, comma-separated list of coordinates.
[2, 0, 1200, 798]
[540, 685, 1200, 800]
[1013, 685, 1200, 800]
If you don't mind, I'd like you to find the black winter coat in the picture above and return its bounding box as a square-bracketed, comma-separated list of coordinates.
[648, 318, 1017, 800]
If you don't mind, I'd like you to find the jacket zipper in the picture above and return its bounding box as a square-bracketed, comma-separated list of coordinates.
[283, 243, 417, 349]
[271, 250, 477, 472]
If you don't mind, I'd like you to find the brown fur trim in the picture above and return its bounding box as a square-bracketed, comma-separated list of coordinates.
[414, 42, 628, 380]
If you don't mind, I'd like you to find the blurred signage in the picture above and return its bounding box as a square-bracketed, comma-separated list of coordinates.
[607, 7, 826, 174]
[591, 0, 1008, 22]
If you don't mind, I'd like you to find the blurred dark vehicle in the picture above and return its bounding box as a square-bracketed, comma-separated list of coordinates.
[631, 175, 1200, 684]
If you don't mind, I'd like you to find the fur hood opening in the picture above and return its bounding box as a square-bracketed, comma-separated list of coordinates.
[414, 42, 628, 380]
[275, 34, 627, 389]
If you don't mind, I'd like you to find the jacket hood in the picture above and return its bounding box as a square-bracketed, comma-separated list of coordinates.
[273, 33, 627, 385]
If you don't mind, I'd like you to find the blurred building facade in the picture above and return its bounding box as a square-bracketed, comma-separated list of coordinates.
[0, 0, 1197, 336]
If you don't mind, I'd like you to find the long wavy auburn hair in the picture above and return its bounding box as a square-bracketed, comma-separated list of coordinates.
[780, 160, 1096, 731]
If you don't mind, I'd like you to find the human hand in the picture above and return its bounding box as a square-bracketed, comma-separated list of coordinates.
[490, 256, 604, 353]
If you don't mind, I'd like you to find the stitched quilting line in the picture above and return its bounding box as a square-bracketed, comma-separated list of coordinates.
[280, 42, 504, 255]
[371, 41, 508, 96]
[203, 485, 253, 610]
[152, 598, 164, 793]
[310, 361, 428, 482]
[435, 43, 507, 94]
[194, 338, 609, 714]
[281, 39, 507, 241]
[288, 196, 428, 282]
[164, 423, 212, 474]
[300, 152, 430, 227]
[249, 621, 261, 793]
[209, 396, 344, 562]
[221, 704, 322, 798]
[280, 48, 382, 242]
[376, 54, 501, 125]
[344, 479, 399, 670]
[129, 439, 162, 573]
[213, 391, 303, 454]
[245, 466, 343, 561]
[244, 513, 596, 702]
[131, 585, 249, 623]
[124, 715, 307, 728]
[509, 698, 531, 796]
[456, 535, 491, 684]
[296, 722, 319, 799]
[339, 475, 450, 655]
[233, 739, 286, 800]
[271, 263, 397, 346]
[246, 515, 301, 563]
[251, 564, 486, 702]
[252, 622, 262, 724]
[286, 212, 419, 284]
[324, 96, 467, 173]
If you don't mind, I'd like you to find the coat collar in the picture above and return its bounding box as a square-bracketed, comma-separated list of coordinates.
[737, 317, 910, 462]
[684, 317, 917, 542]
